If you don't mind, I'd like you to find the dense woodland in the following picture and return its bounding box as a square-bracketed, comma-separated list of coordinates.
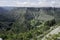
[0, 7, 60, 40]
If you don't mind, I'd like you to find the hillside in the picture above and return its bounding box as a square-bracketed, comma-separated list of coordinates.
[0, 7, 60, 40]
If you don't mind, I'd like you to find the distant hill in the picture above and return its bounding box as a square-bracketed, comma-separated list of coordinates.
[0, 7, 60, 30]
[1, 7, 60, 22]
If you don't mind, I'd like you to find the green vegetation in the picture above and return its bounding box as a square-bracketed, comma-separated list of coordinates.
[0, 19, 56, 40]
[0, 7, 58, 40]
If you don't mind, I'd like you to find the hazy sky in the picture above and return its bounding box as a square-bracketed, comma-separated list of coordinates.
[0, 0, 60, 7]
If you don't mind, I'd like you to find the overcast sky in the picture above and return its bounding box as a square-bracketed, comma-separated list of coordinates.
[0, 0, 60, 7]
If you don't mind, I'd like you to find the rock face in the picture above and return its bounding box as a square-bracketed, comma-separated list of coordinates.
[26, 7, 60, 23]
